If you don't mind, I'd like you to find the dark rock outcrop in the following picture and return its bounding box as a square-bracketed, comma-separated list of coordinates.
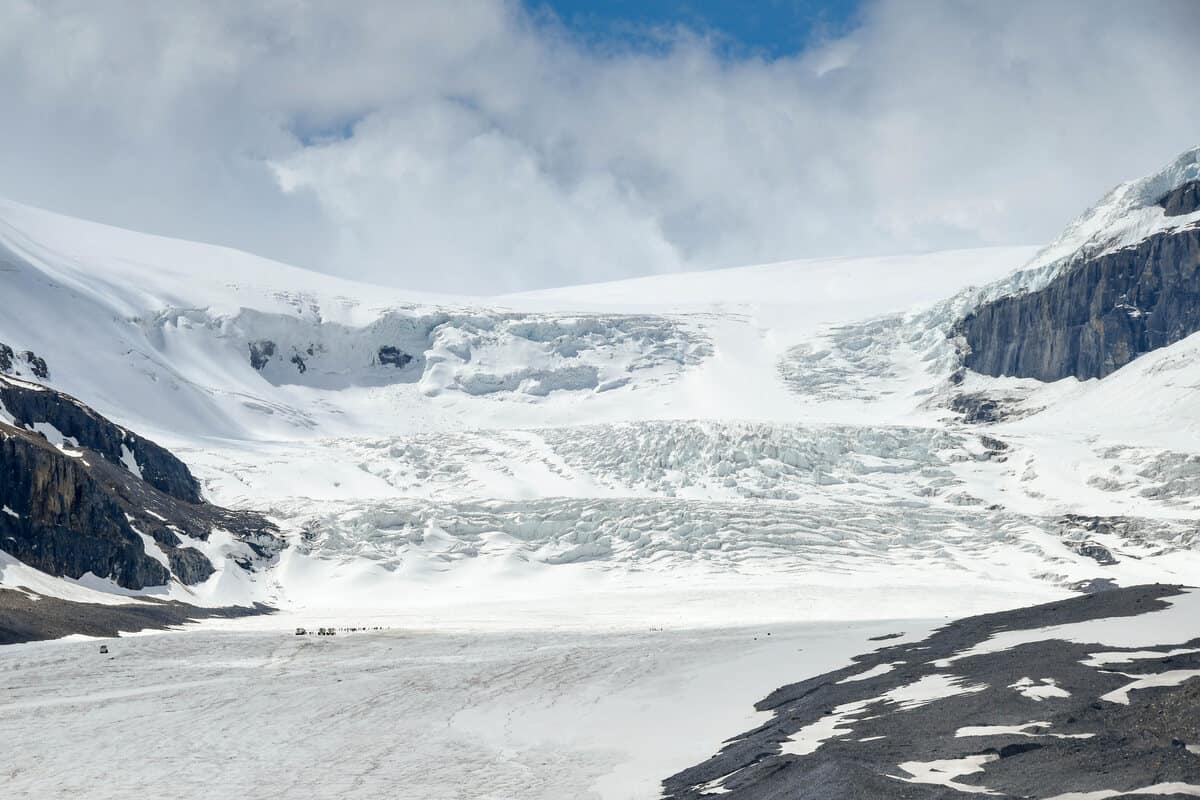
[0, 379, 280, 590]
[0, 343, 49, 380]
[0, 375, 201, 503]
[0, 588, 272, 645]
[950, 392, 1009, 424]
[1058, 515, 1131, 566]
[1, 427, 171, 588]
[377, 345, 413, 368]
[663, 584, 1200, 799]
[22, 351, 48, 379]
[248, 339, 276, 370]
[1161, 180, 1200, 217]
[1075, 541, 1118, 565]
[960, 226, 1200, 381]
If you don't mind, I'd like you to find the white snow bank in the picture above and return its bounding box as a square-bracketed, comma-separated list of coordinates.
[837, 661, 901, 683]
[779, 672, 985, 758]
[30, 421, 82, 456]
[119, 444, 143, 478]
[892, 754, 997, 794]
[955, 721, 1092, 740]
[0, 549, 151, 605]
[1101, 670, 1200, 706]
[1045, 784, 1200, 800]
[942, 589, 1200, 664]
[1009, 677, 1071, 701]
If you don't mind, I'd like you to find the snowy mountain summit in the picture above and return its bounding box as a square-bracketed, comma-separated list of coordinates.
[986, 145, 1200, 298]
[960, 145, 1200, 381]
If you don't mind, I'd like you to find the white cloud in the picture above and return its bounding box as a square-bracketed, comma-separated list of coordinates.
[0, 0, 1197, 293]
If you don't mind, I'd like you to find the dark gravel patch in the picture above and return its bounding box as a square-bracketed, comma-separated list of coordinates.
[0, 588, 272, 645]
[663, 584, 1200, 799]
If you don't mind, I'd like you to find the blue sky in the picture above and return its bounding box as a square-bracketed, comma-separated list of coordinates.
[529, 0, 863, 58]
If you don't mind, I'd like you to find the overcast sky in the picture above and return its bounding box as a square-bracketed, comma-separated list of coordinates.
[1, 0, 1198, 293]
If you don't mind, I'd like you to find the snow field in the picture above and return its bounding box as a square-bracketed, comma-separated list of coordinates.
[0, 618, 934, 800]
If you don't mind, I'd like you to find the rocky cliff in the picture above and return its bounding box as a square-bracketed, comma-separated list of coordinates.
[0, 378, 280, 590]
[960, 224, 1200, 381]
[1162, 179, 1200, 217]
[0, 373, 202, 503]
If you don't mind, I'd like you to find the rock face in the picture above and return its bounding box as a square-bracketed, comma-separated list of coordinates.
[248, 339, 276, 371]
[377, 345, 413, 368]
[960, 226, 1200, 381]
[0, 375, 201, 503]
[21, 351, 48, 379]
[1, 428, 170, 588]
[0, 342, 50, 381]
[1161, 180, 1200, 217]
[0, 378, 280, 590]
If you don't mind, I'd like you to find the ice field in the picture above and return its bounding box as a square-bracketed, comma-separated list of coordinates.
[1, 169, 1199, 798]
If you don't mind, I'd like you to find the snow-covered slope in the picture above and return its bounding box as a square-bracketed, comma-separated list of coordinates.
[0, 171, 1197, 624]
[503, 248, 1031, 312]
[0, 195, 1034, 443]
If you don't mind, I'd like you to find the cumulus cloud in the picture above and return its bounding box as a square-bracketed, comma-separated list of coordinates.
[0, 0, 1198, 293]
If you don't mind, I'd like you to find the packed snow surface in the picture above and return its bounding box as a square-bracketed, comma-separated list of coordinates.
[0, 618, 933, 800]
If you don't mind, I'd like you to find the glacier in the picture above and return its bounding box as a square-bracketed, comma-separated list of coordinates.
[2, 148, 1200, 798]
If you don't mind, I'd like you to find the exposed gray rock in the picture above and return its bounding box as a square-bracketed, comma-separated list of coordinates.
[0, 375, 201, 503]
[0, 588, 272, 645]
[377, 345, 413, 368]
[0, 379, 281, 590]
[21, 351, 48, 379]
[248, 339, 276, 370]
[1161, 180, 1200, 217]
[978, 435, 1008, 452]
[1060, 513, 1132, 537]
[663, 584, 1200, 799]
[1058, 515, 1124, 566]
[1075, 540, 1118, 566]
[950, 392, 1009, 424]
[0, 427, 170, 588]
[960, 226, 1200, 381]
[0, 344, 49, 379]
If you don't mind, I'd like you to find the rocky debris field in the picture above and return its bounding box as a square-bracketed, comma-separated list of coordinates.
[663, 584, 1200, 799]
[0, 588, 271, 645]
